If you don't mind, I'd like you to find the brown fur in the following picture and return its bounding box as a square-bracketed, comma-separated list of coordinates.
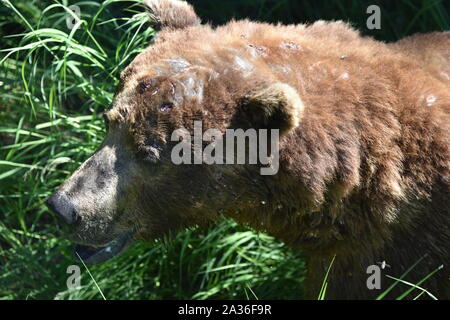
[50, 0, 450, 299]
[144, 0, 200, 30]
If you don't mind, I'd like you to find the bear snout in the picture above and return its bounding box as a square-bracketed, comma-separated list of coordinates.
[46, 192, 80, 225]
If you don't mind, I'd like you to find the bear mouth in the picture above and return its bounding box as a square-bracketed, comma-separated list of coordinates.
[74, 231, 134, 265]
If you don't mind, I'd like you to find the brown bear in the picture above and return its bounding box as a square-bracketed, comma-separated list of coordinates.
[46, 0, 450, 299]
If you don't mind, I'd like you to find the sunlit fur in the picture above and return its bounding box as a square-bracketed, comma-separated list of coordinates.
[57, 0, 450, 299]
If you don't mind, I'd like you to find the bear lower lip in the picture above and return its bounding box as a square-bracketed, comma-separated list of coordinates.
[74, 231, 134, 265]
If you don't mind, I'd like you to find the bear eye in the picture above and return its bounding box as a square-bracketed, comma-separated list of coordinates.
[159, 103, 174, 113]
[138, 79, 154, 92]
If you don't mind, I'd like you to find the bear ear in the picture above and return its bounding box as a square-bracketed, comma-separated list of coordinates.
[240, 83, 305, 135]
[143, 0, 201, 30]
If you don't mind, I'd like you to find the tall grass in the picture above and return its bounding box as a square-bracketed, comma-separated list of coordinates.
[0, 0, 448, 300]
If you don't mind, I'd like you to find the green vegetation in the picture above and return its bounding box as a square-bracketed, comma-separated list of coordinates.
[0, 0, 448, 300]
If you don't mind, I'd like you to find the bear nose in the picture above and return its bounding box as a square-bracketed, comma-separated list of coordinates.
[46, 192, 80, 225]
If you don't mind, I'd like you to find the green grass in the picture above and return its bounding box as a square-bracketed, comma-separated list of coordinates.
[0, 0, 448, 300]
